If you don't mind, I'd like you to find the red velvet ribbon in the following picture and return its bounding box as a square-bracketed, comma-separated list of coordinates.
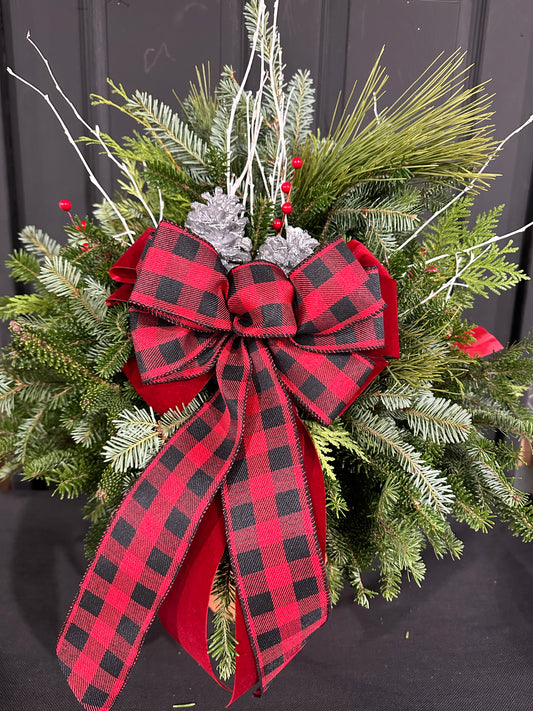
[454, 325, 503, 357]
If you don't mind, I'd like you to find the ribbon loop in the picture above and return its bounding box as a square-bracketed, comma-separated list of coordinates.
[290, 239, 385, 335]
[130, 310, 227, 384]
[130, 224, 232, 332]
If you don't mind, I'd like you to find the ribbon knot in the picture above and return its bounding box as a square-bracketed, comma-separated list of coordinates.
[57, 221, 399, 711]
[227, 262, 297, 338]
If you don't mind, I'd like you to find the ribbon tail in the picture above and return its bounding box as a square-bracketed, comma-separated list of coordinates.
[455, 325, 504, 357]
[158, 495, 230, 690]
[222, 339, 329, 693]
[160, 492, 262, 704]
[229, 412, 328, 705]
[57, 340, 250, 711]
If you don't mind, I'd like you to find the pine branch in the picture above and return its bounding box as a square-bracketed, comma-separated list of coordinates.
[295, 51, 495, 212]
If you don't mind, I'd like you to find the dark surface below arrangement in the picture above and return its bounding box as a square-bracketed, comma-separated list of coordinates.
[1, 489, 532, 711]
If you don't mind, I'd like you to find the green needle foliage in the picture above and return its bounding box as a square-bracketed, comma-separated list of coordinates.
[1, 0, 532, 679]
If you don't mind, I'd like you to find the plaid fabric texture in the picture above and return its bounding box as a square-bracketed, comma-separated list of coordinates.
[58, 222, 395, 711]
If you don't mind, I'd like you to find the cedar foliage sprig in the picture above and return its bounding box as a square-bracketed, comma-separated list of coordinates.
[1, 0, 532, 680]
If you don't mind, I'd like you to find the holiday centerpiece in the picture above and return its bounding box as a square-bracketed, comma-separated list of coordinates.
[2, 2, 533, 709]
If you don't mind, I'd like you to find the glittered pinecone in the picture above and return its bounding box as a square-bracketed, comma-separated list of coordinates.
[185, 187, 252, 271]
[258, 225, 319, 274]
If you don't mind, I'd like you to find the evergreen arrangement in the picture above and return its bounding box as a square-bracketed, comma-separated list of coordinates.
[2, 0, 533, 681]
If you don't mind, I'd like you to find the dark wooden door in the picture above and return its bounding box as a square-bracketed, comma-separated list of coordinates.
[1, 0, 532, 345]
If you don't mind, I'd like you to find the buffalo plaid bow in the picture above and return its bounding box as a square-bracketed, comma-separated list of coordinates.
[57, 221, 399, 711]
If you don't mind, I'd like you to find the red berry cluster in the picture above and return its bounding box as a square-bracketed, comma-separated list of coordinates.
[272, 157, 303, 232]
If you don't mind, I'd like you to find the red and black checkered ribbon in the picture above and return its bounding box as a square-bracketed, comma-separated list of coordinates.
[57, 221, 399, 711]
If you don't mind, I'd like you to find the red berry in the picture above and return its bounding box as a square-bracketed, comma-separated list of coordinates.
[80, 243, 89, 252]
[291, 157, 303, 169]
[59, 199, 72, 211]
[76, 220, 87, 232]
[281, 202, 293, 214]
[272, 218, 282, 230]
[427, 265, 438, 273]
[281, 181, 291, 194]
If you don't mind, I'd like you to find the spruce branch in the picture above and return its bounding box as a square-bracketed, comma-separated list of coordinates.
[103, 398, 206, 473]
[18, 226, 61, 260]
[284, 69, 315, 154]
[346, 407, 454, 514]
[326, 522, 377, 608]
[98, 85, 210, 183]
[102, 406, 160, 472]
[5, 249, 42, 283]
[14, 385, 74, 462]
[402, 393, 472, 444]
[180, 63, 217, 142]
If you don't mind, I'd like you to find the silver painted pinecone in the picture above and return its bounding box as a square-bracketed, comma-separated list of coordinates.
[185, 187, 252, 271]
[258, 225, 319, 274]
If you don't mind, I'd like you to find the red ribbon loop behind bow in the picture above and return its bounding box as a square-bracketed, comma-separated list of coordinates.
[57, 222, 399, 711]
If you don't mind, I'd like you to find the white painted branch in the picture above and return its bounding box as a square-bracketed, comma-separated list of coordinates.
[268, 0, 289, 203]
[461, 218, 533, 255]
[419, 248, 487, 310]
[7, 65, 134, 244]
[397, 112, 533, 252]
[26, 32, 158, 228]
[226, 1, 264, 195]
